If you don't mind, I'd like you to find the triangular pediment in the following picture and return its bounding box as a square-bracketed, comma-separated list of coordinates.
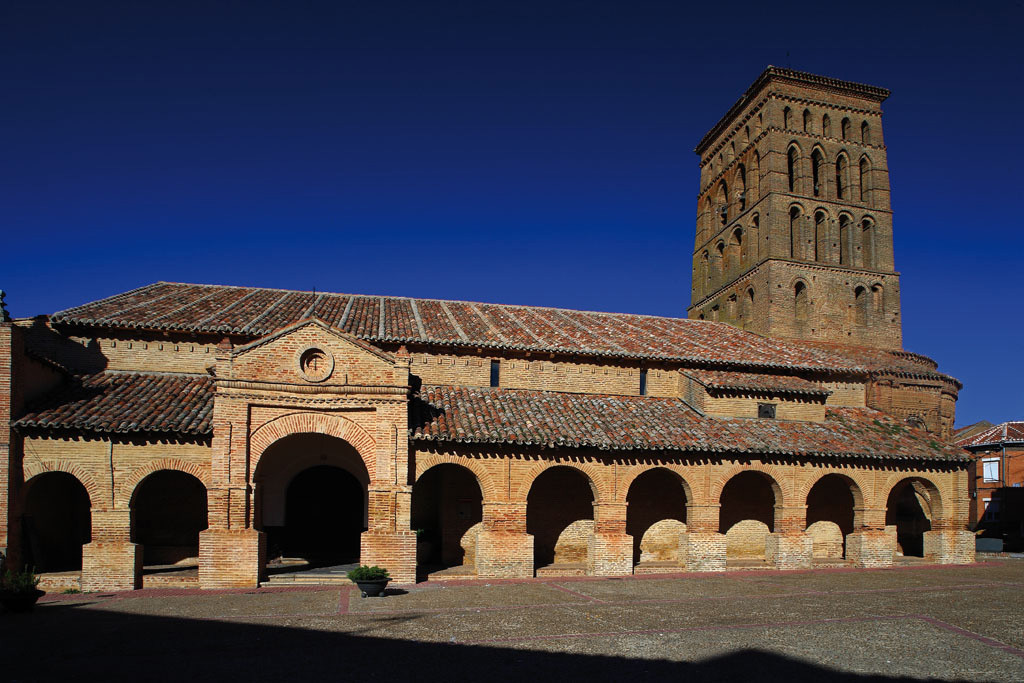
[227, 318, 397, 386]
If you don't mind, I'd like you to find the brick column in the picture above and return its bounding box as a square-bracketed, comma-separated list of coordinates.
[679, 504, 726, 572]
[588, 503, 632, 576]
[845, 506, 894, 568]
[361, 486, 416, 584]
[923, 517, 976, 565]
[81, 510, 140, 592]
[475, 502, 533, 578]
[766, 505, 812, 570]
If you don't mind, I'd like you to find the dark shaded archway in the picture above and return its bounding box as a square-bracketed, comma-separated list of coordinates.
[626, 468, 687, 566]
[254, 433, 369, 567]
[719, 471, 778, 560]
[22, 472, 91, 572]
[886, 479, 933, 557]
[806, 474, 857, 559]
[411, 464, 483, 572]
[133, 470, 208, 566]
[284, 466, 363, 559]
[527, 467, 594, 570]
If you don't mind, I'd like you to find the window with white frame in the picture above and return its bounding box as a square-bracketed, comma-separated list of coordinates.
[983, 498, 1000, 522]
[982, 458, 1000, 483]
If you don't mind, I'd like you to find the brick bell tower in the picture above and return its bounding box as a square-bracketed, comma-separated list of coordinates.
[688, 67, 902, 350]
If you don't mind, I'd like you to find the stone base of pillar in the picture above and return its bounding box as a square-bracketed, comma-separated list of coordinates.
[475, 530, 534, 578]
[199, 528, 265, 589]
[81, 541, 141, 592]
[924, 530, 976, 565]
[679, 532, 726, 572]
[846, 530, 895, 568]
[361, 530, 416, 584]
[588, 532, 633, 576]
[766, 532, 812, 570]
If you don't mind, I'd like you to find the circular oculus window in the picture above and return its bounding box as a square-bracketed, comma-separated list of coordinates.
[298, 346, 334, 382]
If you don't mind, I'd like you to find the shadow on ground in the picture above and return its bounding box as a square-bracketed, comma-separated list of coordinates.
[2, 600, 929, 682]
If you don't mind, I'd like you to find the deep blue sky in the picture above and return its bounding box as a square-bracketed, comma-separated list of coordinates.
[3, 1, 1022, 426]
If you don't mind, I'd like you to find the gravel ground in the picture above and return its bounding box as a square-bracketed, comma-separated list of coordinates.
[4, 560, 1024, 682]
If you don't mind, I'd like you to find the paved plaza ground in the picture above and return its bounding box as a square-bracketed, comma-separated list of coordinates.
[4, 560, 1024, 681]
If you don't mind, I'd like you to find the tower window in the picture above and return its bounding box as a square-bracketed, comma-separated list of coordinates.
[822, 114, 831, 137]
[490, 359, 500, 387]
[639, 369, 648, 396]
[787, 147, 798, 192]
[803, 109, 811, 133]
[859, 156, 871, 204]
[861, 121, 871, 144]
[758, 403, 777, 419]
[836, 155, 849, 199]
[811, 149, 824, 197]
[841, 117, 851, 140]
[794, 281, 808, 320]
[783, 107, 792, 129]
[854, 286, 868, 326]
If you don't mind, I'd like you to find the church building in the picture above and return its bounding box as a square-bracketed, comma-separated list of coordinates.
[0, 67, 973, 591]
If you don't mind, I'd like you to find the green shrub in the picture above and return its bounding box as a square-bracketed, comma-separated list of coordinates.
[1, 567, 41, 594]
[347, 565, 390, 582]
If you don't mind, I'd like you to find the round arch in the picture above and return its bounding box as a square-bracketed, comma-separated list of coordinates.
[411, 463, 485, 571]
[413, 454, 500, 502]
[797, 471, 866, 510]
[21, 471, 92, 572]
[882, 474, 945, 522]
[710, 465, 788, 508]
[132, 469, 208, 566]
[119, 458, 210, 509]
[249, 412, 377, 485]
[514, 461, 607, 503]
[24, 461, 100, 506]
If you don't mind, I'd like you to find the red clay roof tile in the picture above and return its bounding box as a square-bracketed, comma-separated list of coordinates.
[410, 385, 967, 461]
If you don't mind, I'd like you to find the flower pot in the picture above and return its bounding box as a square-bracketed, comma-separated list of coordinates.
[0, 589, 45, 613]
[354, 579, 389, 598]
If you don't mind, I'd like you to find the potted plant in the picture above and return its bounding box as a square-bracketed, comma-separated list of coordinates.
[0, 566, 45, 613]
[347, 565, 391, 597]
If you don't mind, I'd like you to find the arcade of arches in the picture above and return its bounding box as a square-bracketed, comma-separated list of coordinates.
[13, 440, 972, 590]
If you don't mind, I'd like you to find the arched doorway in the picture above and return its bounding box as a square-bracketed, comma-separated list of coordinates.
[805, 474, 857, 561]
[133, 470, 208, 567]
[22, 472, 91, 572]
[411, 464, 483, 577]
[527, 466, 594, 574]
[886, 478, 936, 558]
[719, 471, 778, 564]
[626, 468, 687, 568]
[254, 433, 369, 572]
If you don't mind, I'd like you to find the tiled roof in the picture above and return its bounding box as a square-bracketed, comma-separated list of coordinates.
[683, 369, 830, 397]
[410, 385, 968, 461]
[956, 422, 1024, 448]
[14, 372, 213, 436]
[49, 282, 864, 373]
[799, 340, 960, 387]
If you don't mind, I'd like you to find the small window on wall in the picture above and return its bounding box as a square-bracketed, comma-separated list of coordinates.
[639, 369, 648, 396]
[982, 458, 1000, 483]
[489, 360, 500, 388]
[758, 403, 776, 419]
[983, 498, 1000, 522]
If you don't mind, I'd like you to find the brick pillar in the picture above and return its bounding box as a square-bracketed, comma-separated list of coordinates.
[361, 487, 416, 584]
[475, 502, 533, 578]
[923, 525, 976, 565]
[81, 510, 141, 592]
[766, 505, 812, 570]
[199, 528, 265, 588]
[588, 503, 632, 576]
[846, 506, 894, 568]
[679, 504, 726, 572]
